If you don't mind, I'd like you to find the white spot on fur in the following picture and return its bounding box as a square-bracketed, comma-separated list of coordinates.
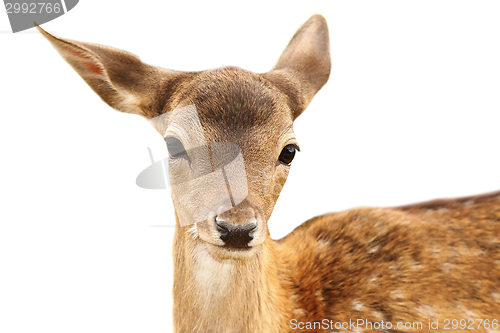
[488, 236, 498, 244]
[369, 274, 378, 286]
[442, 262, 455, 273]
[389, 263, 401, 275]
[408, 259, 423, 270]
[448, 246, 460, 258]
[368, 245, 379, 253]
[457, 304, 477, 319]
[352, 299, 366, 311]
[491, 292, 500, 302]
[344, 253, 354, 269]
[429, 244, 442, 258]
[317, 239, 329, 252]
[415, 305, 438, 317]
[471, 248, 485, 256]
[292, 308, 307, 316]
[371, 310, 385, 321]
[372, 220, 388, 236]
[390, 290, 405, 300]
[315, 289, 324, 301]
[351, 328, 365, 333]
[458, 245, 484, 257]
[463, 199, 475, 206]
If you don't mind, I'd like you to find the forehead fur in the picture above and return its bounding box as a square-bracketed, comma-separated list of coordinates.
[177, 67, 292, 141]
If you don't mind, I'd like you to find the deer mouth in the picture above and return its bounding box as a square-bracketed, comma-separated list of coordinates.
[205, 242, 260, 260]
[219, 244, 253, 252]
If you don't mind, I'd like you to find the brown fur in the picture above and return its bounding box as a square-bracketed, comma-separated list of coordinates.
[278, 191, 500, 332]
[38, 15, 499, 333]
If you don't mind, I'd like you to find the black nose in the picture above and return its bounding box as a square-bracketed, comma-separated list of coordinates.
[215, 219, 257, 248]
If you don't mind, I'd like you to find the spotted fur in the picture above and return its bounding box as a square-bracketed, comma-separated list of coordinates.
[277, 191, 500, 332]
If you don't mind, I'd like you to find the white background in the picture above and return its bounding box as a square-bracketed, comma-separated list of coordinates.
[1, 1, 499, 332]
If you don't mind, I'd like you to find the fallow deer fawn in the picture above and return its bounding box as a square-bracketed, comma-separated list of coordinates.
[38, 15, 500, 333]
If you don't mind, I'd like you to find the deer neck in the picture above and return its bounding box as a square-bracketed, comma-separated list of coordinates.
[172, 223, 291, 333]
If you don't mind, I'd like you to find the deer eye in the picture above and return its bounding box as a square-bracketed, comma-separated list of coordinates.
[166, 137, 187, 159]
[278, 144, 297, 165]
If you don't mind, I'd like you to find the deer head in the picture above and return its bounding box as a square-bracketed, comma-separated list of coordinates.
[37, 15, 330, 262]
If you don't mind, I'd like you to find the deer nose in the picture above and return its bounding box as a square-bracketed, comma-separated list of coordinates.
[215, 218, 257, 248]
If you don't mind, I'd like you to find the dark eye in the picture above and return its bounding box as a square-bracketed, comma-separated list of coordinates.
[165, 137, 187, 158]
[278, 144, 297, 165]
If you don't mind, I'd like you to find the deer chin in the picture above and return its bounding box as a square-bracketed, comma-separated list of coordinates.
[196, 236, 265, 261]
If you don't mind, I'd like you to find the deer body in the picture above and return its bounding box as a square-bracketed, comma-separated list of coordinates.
[38, 15, 500, 333]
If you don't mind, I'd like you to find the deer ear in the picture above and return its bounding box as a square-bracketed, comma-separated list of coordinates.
[263, 14, 331, 119]
[37, 25, 192, 119]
